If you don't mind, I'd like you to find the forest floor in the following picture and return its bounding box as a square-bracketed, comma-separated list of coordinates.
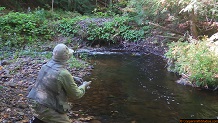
[0, 30, 168, 123]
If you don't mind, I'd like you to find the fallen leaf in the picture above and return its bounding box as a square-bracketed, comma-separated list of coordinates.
[18, 94, 23, 96]
[20, 119, 29, 123]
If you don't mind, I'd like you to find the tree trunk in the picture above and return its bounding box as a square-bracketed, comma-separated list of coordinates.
[68, 0, 73, 11]
[52, 0, 54, 12]
[190, 8, 198, 39]
[109, 0, 112, 9]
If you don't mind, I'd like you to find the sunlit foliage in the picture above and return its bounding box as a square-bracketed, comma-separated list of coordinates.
[165, 38, 218, 88]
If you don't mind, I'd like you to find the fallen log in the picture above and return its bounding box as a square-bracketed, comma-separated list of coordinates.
[148, 22, 184, 35]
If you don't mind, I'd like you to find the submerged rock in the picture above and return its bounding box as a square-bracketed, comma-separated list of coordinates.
[176, 78, 192, 86]
[1, 60, 9, 66]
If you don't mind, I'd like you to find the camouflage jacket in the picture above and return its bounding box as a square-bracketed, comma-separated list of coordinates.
[27, 59, 86, 113]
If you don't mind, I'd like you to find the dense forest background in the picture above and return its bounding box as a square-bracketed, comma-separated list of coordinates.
[2, 0, 217, 38]
[1, 0, 218, 38]
[0, 0, 113, 14]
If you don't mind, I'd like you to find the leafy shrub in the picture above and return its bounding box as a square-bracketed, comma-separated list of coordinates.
[0, 6, 5, 15]
[123, 0, 165, 24]
[87, 21, 115, 42]
[0, 11, 54, 47]
[35, 8, 82, 21]
[56, 15, 148, 45]
[55, 16, 88, 37]
[165, 40, 218, 87]
[0, 7, 5, 11]
[86, 16, 146, 44]
[121, 29, 144, 41]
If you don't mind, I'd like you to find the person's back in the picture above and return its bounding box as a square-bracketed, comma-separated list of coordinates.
[28, 44, 91, 123]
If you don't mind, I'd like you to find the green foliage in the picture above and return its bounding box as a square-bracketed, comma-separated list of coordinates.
[17, 50, 52, 59]
[1, 0, 96, 14]
[0, 7, 5, 11]
[55, 16, 88, 37]
[93, 11, 115, 17]
[54, 0, 95, 14]
[34, 8, 82, 20]
[0, 10, 54, 47]
[56, 15, 148, 44]
[87, 21, 115, 42]
[92, 7, 117, 17]
[86, 16, 147, 44]
[179, 0, 218, 20]
[125, 0, 218, 27]
[54, 10, 82, 19]
[110, 0, 128, 15]
[165, 40, 218, 87]
[0, 85, 3, 90]
[68, 56, 88, 69]
[0, 9, 149, 49]
[122, 29, 144, 41]
[124, 0, 163, 24]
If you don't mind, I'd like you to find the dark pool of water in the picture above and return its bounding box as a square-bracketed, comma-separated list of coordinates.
[75, 53, 218, 123]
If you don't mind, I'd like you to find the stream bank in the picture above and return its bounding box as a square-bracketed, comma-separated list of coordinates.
[0, 33, 168, 123]
[3, 31, 218, 122]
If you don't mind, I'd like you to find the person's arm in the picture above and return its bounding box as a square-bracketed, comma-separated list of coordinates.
[59, 69, 86, 100]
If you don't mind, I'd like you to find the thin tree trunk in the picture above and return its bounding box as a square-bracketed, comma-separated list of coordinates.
[52, 0, 54, 12]
[190, 8, 198, 39]
[109, 0, 112, 9]
[105, 0, 107, 7]
[68, 0, 72, 11]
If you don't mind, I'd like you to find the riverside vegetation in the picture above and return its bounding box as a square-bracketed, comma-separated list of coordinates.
[1, 0, 218, 122]
[1, 0, 218, 90]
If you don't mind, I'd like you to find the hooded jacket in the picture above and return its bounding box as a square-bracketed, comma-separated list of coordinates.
[27, 59, 86, 113]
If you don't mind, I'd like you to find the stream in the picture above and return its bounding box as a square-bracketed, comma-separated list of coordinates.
[74, 52, 218, 123]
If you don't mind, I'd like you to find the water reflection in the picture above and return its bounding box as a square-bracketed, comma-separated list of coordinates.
[74, 53, 218, 123]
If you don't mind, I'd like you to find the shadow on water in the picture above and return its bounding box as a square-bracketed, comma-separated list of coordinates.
[74, 53, 218, 123]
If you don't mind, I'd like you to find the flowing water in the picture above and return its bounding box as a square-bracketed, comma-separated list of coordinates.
[75, 53, 218, 123]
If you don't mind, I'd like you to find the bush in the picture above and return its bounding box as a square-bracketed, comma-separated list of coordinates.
[86, 16, 146, 44]
[55, 15, 148, 45]
[55, 16, 88, 37]
[0, 9, 150, 48]
[165, 40, 218, 87]
[0, 11, 54, 47]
